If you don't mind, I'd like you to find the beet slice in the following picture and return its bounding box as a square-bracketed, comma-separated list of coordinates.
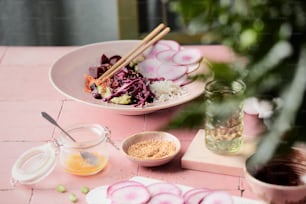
[109, 55, 122, 65]
[88, 65, 109, 78]
[100, 54, 109, 64]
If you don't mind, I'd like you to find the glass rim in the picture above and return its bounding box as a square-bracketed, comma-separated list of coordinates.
[205, 79, 246, 95]
[58, 123, 110, 149]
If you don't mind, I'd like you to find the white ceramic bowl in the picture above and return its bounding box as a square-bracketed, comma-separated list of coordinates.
[49, 40, 206, 115]
[121, 131, 181, 167]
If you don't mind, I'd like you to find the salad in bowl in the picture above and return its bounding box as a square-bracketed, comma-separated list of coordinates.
[50, 40, 208, 115]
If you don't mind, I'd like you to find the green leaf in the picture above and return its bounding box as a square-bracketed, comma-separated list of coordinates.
[209, 63, 245, 82]
[165, 99, 206, 129]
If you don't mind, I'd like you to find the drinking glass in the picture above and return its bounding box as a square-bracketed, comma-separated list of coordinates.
[204, 80, 246, 154]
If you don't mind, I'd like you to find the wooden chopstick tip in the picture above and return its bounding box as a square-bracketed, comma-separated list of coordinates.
[157, 23, 166, 28]
[95, 24, 171, 84]
[164, 27, 171, 32]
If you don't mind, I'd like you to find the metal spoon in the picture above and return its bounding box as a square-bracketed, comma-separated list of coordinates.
[41, 112, 99, 166]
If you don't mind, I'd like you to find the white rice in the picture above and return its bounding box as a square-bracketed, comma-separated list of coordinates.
[150, 80, 183, 102]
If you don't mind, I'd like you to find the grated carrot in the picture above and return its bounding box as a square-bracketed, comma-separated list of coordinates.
[84, 74, 96, 93]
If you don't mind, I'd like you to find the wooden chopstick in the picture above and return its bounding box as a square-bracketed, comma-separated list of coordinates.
[95, 24, 170, 85]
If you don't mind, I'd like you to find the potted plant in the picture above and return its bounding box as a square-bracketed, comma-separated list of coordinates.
[167, 0, 306, 203]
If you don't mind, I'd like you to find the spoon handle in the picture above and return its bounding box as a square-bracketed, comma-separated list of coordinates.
[41, 112, 76, 142]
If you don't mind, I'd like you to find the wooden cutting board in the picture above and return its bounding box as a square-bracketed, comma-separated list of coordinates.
[181, 129, 257, 176]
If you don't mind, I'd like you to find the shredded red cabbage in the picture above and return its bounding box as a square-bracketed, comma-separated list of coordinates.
[88, 54, 163, 107]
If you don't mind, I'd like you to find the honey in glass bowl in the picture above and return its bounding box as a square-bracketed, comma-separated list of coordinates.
[57, 124, 110, 176]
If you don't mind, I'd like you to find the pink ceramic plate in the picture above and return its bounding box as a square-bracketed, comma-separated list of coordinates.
[49, 40, 207, 115]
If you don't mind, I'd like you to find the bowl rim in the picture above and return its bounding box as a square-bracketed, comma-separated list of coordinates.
[244, 147, 306, 190]
[49, 40, 207, 115]
[121, 131, 181, 163]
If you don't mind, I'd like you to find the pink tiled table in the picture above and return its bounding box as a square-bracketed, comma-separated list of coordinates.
[0, 45, 263, 204]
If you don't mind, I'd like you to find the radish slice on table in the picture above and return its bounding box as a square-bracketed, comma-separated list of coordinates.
[86, 186, 108, 204]
[157, 40, 181, 51]
[110, 184, 151, 204]
[185, 189, 211, 204]
[183, 188, 211, 200]
[148, 192, 184, 204]
[156, 64, 187, 81]
[200, 191, 233, 204]
[173, 48, 202, 65]
[106, 180, 144, 197]
[137, 58, 161, 78]
[147, 182, 182, 196]
[156, 50, 177, 64]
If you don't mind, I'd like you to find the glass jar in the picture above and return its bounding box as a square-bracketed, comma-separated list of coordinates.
[11, 123, 111, 185]
[57, 124, 110, 176]
[204, 80, 246, 154]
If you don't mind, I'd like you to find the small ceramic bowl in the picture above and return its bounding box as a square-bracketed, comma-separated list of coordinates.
[244, 148, 306, 204]
[121, 131, 181, 167]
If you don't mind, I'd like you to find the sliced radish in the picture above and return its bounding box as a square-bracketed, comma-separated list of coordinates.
[148, 192, 184, 204]
[184, 189, 211, 204]
[156, 50, 177, 65]
[146, 43, 171, 57]
[143, 46, 154, 57]
[156, 64, 187, 81]
[137, 58, 161, 78]
[106, 180, 144, 197]
[172, 48, 202, 65]
[186, 63, 200, 74]
[183, 188, 210, 200]
[157, 40, 181, 51]
[200, 191, 233, 204]
[86, 186, 108, 204]
[110, 184, 151, 204]
[173, 74, 189, 86]
[147, 182, 181, 196]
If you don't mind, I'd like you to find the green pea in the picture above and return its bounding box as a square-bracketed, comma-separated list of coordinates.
[56, 184, 66, 193]
[69, 193, 78, 203]
[81, 186, 90, 194]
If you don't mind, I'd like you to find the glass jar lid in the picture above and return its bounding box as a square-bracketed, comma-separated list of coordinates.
[11, 143, 57, 185]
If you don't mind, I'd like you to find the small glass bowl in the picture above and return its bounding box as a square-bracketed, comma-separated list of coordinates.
[57, 124, 110, 176]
